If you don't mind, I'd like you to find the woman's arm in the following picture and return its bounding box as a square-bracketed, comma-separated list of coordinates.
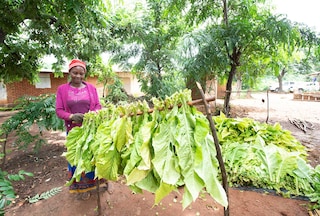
[55, 85, 73, 120]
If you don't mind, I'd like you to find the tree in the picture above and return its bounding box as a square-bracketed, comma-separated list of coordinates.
[173, 0, 310, 116]
[94, 58, 115, 98]
[266, 23, 319, 92]
[0, 0, 111, 83]
[109, 0, 186, 98]
[91, 56, 129, 103]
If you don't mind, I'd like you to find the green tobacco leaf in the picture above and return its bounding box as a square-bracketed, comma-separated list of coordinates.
[222, 141, 249, 168]
[193, 117, 208, 166]
[126, 168, 149, 185]
[152, 120, 180, 185]
[91, 120, 114, 154]
[175, 108, 206, 203]
[182, 187, 193, 209]
[123, 144, 143, 178]
[112, 116, 133, 152]
[138, 121, 155, 170]
[195, 135, 228, 208]
[64, 127, 83, 165]
[95, 147, 121, 181]
[154, 182, 175, 205]
[256, 144, 282, 182]
[182, 171, 204, 208]
[73, 158, 85, 182]
[124, 117, 154, 182]
[135, 171, 160, 193]
[275, 150, 300, 184]
[175, 111, 195, 175]
[293, 158, 314, 182]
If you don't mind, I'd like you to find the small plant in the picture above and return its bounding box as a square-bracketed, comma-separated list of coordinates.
[0, 129, 6, 160]
[104, 78, 128, 104]
[0, 169, 33, 215]
[28, 187, 62, 204]
[307, 165, 320, 210]
[0, 94, 64, 166]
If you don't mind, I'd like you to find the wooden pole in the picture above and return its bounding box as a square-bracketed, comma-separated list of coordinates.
[266, 90, 269, 124]
[196, 82, 229, 216]
[96, 179, 102, 215]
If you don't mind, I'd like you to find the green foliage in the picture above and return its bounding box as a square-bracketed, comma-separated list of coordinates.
[0, 128, 5, 144]
[104, 78, 129, 104]
[0, 94, 63, 214]
[28, 187, 62, 204]
[93, 57, 115, 97]
[0, 0, 111, 83]
[214, 113, 319, 207]
[0, 169, 33, 215]
[172, 0, 319, 113]
[215, 114, 307, 155]
[1, 94, 64, 153]
[91, 57, 130, 104]
[307, 165, 320, 209]
[109, 0, 186, 98]
[138, 70, 185, 99]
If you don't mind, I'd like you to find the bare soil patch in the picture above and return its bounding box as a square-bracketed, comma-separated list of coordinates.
[2, 92, 319, 216]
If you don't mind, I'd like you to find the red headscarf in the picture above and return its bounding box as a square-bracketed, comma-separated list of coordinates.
[68, 59, 86, 72]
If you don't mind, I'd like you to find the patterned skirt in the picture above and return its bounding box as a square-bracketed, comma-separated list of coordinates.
[67, 163, 105, 193]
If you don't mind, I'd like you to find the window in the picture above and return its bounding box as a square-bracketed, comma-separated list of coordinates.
[0, 82, 6, 100]
[35, 73, 51, 89]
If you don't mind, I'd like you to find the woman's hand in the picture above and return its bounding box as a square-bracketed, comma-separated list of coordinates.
[69, 113, 84, 123]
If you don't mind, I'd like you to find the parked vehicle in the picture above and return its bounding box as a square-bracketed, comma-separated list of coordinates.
[294, 82, 320, 92]
[269, 81, 296, 93]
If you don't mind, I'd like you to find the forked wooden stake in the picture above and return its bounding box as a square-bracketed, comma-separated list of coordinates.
[196, 82, 229, 216]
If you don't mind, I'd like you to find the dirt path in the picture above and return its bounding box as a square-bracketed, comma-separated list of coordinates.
[226, 92, 320, 124]
[2, 92, 319, 216]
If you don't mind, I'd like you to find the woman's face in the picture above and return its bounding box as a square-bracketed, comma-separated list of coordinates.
[69, 66, 86, 86]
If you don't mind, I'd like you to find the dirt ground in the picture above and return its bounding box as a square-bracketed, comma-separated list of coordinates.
[1, 92, 320, 216]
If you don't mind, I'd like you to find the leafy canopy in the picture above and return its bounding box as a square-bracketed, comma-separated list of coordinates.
[0, 0, 111, 83]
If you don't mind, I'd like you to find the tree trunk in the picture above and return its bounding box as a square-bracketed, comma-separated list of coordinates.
[223, 64, 237, 116]
[223, 45, 241, 117]
[102, 80, 107, 98]
[0, 28, 6, 44]
[277, 67, 286, 92]
[277, 76, 283, 92]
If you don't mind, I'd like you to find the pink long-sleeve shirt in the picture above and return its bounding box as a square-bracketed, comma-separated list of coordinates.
[55, 81, 101, 131]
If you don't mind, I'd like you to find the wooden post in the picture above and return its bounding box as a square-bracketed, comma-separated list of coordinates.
[196, 82, 229, 216]
[96, 179, 102, 215]
[266, 90, 269, 124]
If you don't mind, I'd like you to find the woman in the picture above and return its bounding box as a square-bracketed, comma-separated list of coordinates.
[55, 59, 103, 199]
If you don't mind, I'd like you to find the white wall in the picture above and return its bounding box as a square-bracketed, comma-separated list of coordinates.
[0, 82, 7, 101]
